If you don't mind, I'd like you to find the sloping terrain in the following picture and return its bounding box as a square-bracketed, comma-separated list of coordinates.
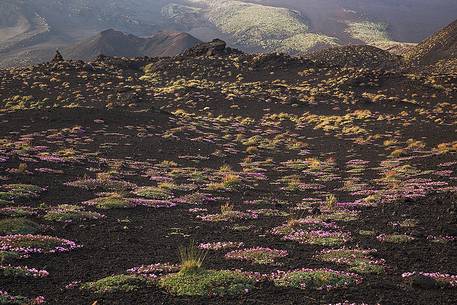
[306, 45, 401, 69]
[406, 19, 457, 66]
[161, 1, 340, 55]
[62, 30, 201, 61]
[0, 0, 163, 67]
[2, 0, 457, 67]
[0, 37, 456, 304]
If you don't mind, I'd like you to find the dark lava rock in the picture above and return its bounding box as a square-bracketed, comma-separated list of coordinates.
[408, 274, 441, 289]
[181, 39, 242, 57]
[51, 50, 64, 63]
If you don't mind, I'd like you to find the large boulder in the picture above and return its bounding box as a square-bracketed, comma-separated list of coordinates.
[181, 39, 242, 57]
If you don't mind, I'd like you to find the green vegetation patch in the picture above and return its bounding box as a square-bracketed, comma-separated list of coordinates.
[133, 187, 172, 200]
[0, 292, 38, 305]
[44, 204, 104, 222]
[81, 274, 150, 294]
[273, 268, 362, 290]
[159, 269, 255, 296]
[0, 218, 41, 235]
[317, 249, 385, 274]
[84, 196, 131, 209]
[377, 233, 415, 244]
[0, 184, 45, 201]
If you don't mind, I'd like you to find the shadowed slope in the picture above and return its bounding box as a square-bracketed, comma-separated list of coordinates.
[63, 29, 201, 61]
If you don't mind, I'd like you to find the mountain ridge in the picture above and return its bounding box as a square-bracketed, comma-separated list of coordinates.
[62, 29, 201, 61]
[406, 19, 457, 66]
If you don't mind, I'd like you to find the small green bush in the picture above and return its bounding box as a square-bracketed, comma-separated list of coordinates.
[81, 274, 149, 294]
[159, 269, 255, 296]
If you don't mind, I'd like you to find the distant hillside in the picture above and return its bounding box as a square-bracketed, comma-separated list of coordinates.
[406, 19, 457, 65]
[307, 45, 401, 69]
[1, 0, 457, 67]
[62, 30, 201, 60]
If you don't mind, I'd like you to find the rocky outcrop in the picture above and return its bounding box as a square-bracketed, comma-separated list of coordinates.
[181, 39, 242, 57]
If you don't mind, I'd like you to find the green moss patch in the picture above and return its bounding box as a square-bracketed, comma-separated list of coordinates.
[84, 196, 131, 209]
[0, 292, 37, 305]
[81, 274, 150, 294]
[317, 249, 385, 274]
[273, 268, 362, 290]
[133, 187, 172, 200]
[159, 269, 255, 296]
[1, 184, 45, 201]
[0, 218, 41, 235]
[377, 233, 415, 243]
[44, 205, 104, 222]
[0, 234, 79, 254]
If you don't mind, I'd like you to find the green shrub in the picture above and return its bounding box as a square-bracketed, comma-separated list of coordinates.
[81, 274, 149, 294]
[159, 269, 255, 296]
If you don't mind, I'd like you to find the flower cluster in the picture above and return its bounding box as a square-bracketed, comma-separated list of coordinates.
[35, 168, 64, 174]
[225, 247, 288, 265]
[188, 208, 208, 213]
[0, 234, 81, 254]
[128, 198, 177, 208]
[271, 268, 363, 290]
[0, 290, 45, 305]
[376, 233, 415, 243]
[317, 248, 385, 274]
[65, 281, 81, 289]
[44, 204, 105, 222]
[65, 178, 136, 191]
[173, 193, 216, 205]
[284, 230, 350, 246]
[0, 265, 49, 278]
[36, 154, 66, 163]
[0, 207, 39, 217]
[427, 235, 457, 243]
[402, 272, 457, 287]
[197, 211, 258, 222]
[246, 209, 288, 217]
[128, 262, 180, 279]
[198, 241, 244, 251]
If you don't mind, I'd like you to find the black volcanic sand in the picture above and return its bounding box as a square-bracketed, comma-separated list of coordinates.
[0, 52, 457, 305]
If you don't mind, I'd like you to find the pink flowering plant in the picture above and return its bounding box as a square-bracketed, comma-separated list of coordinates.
[43, 204, 105, 222]
[225, 247, 288, 265]
[0, 234, 80, 255]
[284, 230, 351, 246]
[65, 178, 136, 192]
[197, 204, 258, 222]
[402, 272, 457, 288]
[0, 290, 45, 305]
[376, 233, 415, 244]
[198, 242, 244, 251]
[127, 262, 180, 279]
[0, 265, 49, 278]
[1, 184, 46, 201]
[83, 196, 177, 209]
[272, 268, 363, 290]
[317, 249, 386, 274]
